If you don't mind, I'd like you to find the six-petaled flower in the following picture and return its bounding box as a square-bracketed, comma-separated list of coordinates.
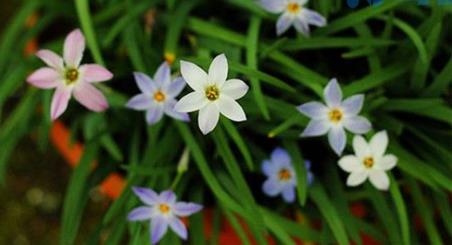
[27, 29, 113, 120]
[338, 131, 397, 190]
[126, 61, 189, 125]
[297, 78, 372, 156]
[128, 187, 203, 244]
[259, 0, 327, 36]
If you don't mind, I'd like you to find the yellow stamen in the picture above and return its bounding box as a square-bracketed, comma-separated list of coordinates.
[159, 204, 170, 214]
[278, 168, 292, 181]
[164, 52, 175, 65]
[205, 85, 220, 101]
[363, 157, 374, 168]
[287, 3, 301, 14]
[153, 90, 166, 102]
[328, 109, 343, 123]
[65, 68, 79, 85]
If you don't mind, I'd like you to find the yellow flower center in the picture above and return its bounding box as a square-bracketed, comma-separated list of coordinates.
[153, 90, 166, 102]
[65, 68, 79, 85]
[159, 204, 170, 214]
[363, 157, 374, 168]
[328, 109, 343, 123]
[287, 3, 301, 14]
[205, 85, 220, 101]
[278, 168, 292, 181]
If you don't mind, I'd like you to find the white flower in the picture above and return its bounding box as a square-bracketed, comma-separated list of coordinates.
[174, 54, 249, 135]
[338, 131, 397, 191]
[259, 0, 327, 36]
[297, 78, 372, 156]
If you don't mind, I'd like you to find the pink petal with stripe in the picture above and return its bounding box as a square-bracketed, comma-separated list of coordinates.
[27, 68, 60, 89]
[63, 29, 85, 68]
[80, 64, 113, 83]
[73, 82, 108, 112]
[36, 49, 64, 71]
[51, 86, 71, 120]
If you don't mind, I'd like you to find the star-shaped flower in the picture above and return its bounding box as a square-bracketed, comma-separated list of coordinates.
[297, 78, 372, 156]
[259, 0, 327, 36]
[126, 62, 189, 125]
[174, 54, 249, 135]
[26, 29, 113, 120]
[128, 187, 203, 244]
[262, 148, 313, 203]
[338, 131, 397, 190]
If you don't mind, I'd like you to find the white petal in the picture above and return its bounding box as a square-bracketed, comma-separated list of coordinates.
[208, 54, 228, 87]
[352, 135, 371, 158]
[297, 102, 328, 119]
[369, 130, 388, 157]
[328, 127, 346, 156]
[377, 154, 397, 171]
[180, 60, 208, 91]
[346, 171, 368, 187]
[174, 92, 208, 113]
[301, 119, 330, 137]
[293, 17, 310, 36]
[302, 8, 327, 27]
[324, 78, 342, 108]
[259, 0, 286, 13]
[221, 79, 248, 100]
[276, 14, 294, 36]
[217, 96, 246, 122]
[341, 94, 364, 115]
[369, 171, 390, 191]
[343, 116, 372, 134]
[338, 155, 363, 173]
[198, 103, 220, 135]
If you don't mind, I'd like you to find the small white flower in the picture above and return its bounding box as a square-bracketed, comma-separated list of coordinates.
[297, 78, 372, 156]
[259, 0, 327, 36]
[338, 131, 397, 191]
[174, 54, 249, 135]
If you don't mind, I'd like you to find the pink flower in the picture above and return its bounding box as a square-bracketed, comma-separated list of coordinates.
[26, 29, 113, 120]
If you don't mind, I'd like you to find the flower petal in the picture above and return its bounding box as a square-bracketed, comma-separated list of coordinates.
[282, 186, 296, 203]
[261, 160, 274, 176]
[301, 119, 330, 137]
[180, 60, 208, 91]
[217, 96, 246, 122]
[369, 171, 390, 190]
[324, 78, 342, 108]
[174, 91, 208, 113]
[126, 94, 153, 110]
[169, 217, 188, 240]
[328, 127, 346, 156]
[127, 207, 152, 221]
[369, 130, 388, 157]
[79, 64, 113, 83]
[293, 17, 310, 36]
[36, 49, 64, 71]
[297, 102, 328, 119]
[173, 202, 203, 217]
[159, 190, 177, 204]
[132, 187, 159, 205]
[63, 29, 85, 67]
[346, 171, 368, 186]
[353, 135, 371, 158]
[302, 8, 327, 27]
[221, 79, 248, 100]
[198, 103, 220, 135]
[341, 94, 364, 115]
[27, 68, 60, 89]
[338, 155, 363, 173]
[271, 148, 291, 166]
[73, 82, 108, 112]
[146, 105, 164, 125]
[259, 0, 286, 13]
[208, 54, 228, 87]
[305, 160, 312, 170]
[134, 72, 157, 94]
[151, 216, 169, 244]
[163, 77, 186, 97]
[164, 99, 190, 121]
[154, 61, 171, 87]
[378, 154, 397, 171]
[50, 86, 71, 120]
[276, 14, 293, 36]
[343, 116, 371, 134]
[262, 179, 281, 196]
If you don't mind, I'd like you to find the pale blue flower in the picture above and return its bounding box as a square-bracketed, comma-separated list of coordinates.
[262, 148, 313, 203]
[126, 62, 189, 125]
[128, 187, 203, 244]
[259, 0, 327, 36]
[297, 78, 372, 156]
